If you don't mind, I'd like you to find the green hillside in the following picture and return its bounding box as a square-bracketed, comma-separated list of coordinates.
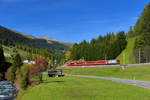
[0, 25, 72, 54]
[3, 45, 28, 56]
[0, 25, 70, 65]
[3, 45, 35, 63]
[117, 37, 136, 64]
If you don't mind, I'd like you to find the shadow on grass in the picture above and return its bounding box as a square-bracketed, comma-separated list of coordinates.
[43, 80, 66, 84]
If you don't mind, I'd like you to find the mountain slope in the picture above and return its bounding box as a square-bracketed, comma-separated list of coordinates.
[0, 25, 73, 53]
[39, 37, 74, 48]
[117, 37, 136, 64]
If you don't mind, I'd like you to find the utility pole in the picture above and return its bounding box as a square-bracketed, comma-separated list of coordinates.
[139, 48, 141, 64]
[105, 55, 107, 61]
[123, 52, 125, 65]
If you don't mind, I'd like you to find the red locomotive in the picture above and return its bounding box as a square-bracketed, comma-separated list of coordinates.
[66, 60, 120, 66]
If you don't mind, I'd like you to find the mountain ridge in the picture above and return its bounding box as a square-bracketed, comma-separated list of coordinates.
[1, 25, 74, 48]
[0, 25, 73, 53]
[38, 37, 74, 48]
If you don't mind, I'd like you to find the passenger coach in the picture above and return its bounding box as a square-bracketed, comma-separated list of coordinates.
[67, 60, 120, 66]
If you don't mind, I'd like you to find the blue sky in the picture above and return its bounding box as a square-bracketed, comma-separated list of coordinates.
[0, 0, 149, 43]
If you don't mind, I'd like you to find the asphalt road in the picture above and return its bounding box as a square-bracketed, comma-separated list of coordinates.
[68, 75, 150, 89]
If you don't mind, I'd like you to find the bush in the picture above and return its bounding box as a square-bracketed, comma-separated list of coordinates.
[16, 64, 30, 90]
[10, 66, 17, 83]
[5, 67, 11, 81]
[9, 53, 23, 83]
[29, 59, 48, 83]
[20, 64, 30, 89]
[0, 73, 3, 80]
[5, 66, 16, 83]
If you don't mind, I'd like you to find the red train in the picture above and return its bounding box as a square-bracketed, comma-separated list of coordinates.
[66, 60, 120, 66]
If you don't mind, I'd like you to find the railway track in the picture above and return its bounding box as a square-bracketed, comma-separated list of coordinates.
[62, 63, 150, 68]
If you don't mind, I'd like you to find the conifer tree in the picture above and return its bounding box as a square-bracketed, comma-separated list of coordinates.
[127, 26, 134, 38]
[13, 54, 23, 69]
[10, 53, 23, 83]
[0, 45, 5, 80]
[108, 31, 127, 59]
[70, 32, 127, 61]
[134, 3, 150, 48]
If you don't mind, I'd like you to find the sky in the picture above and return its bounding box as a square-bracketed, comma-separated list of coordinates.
[0, 0, 149, 43]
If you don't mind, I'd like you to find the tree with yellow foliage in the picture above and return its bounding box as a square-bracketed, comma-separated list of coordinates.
[65, 51, 71, 61]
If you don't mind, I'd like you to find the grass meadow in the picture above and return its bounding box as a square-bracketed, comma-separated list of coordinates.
[62, 65, 150, 81]
[17, 74, 150, 100]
